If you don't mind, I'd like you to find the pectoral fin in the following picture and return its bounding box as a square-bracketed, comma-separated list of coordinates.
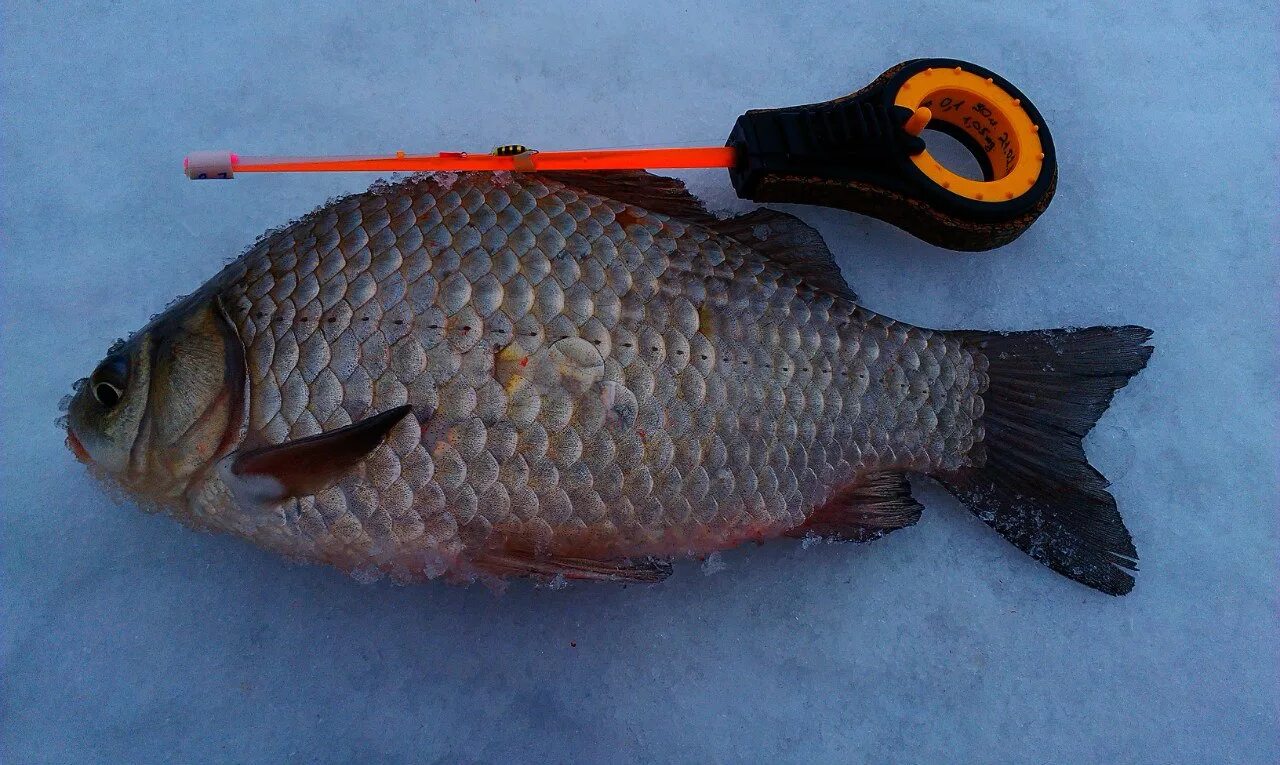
[223, 405, 413, 504]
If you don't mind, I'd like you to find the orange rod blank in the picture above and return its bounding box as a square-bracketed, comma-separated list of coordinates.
[185, 147, 739, 179]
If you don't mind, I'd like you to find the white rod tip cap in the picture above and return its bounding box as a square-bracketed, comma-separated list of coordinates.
[185, 151, 235, 179]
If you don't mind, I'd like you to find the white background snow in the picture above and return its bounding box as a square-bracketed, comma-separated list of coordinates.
[2, 2, 1276, 762]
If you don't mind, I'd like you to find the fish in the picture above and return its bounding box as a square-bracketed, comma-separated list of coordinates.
[63, 171, 1153, 594]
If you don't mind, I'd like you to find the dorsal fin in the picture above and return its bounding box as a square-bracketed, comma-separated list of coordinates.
[541, 173, 854, 299]
[710, 209, 857, 301]
[541, 170, 717, 224]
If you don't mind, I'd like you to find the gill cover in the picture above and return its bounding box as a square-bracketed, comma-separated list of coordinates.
[136, 296, 249, 496]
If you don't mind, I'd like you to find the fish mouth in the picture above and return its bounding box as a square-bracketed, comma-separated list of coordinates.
[59, 380, 92, 463]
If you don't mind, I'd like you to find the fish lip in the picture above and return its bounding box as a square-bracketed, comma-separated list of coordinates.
[66, 428, 92, 463]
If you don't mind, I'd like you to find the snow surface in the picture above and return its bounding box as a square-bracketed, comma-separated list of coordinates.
[2, 2, 1277, 763]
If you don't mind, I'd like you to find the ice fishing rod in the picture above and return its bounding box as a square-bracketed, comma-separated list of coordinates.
[186, 59, 1056, 251]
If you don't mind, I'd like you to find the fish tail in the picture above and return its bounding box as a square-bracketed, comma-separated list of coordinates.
[937, 326, 1154, 595]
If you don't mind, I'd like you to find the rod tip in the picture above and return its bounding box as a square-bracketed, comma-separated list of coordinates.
[185, 151, 235, 180]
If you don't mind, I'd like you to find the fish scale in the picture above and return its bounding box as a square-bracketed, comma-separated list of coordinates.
[182, 172, 982, 575]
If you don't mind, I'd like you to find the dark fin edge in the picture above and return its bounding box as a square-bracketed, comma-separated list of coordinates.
[940, 326, 1154, 596]
[787, 472, 922, 542]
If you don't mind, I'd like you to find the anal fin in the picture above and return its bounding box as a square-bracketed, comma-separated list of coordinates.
[788, 472, 922, 542]
[475, 549, 672, 584]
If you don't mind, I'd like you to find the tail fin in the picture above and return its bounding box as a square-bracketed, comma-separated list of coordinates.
[939, 326, 1154, 595]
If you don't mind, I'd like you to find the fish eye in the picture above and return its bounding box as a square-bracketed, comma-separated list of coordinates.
[90, 354, 129, 409]
[94, 381, 122, 408]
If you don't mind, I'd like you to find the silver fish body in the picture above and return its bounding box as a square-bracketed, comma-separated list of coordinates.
[66, 171, 1152, 593]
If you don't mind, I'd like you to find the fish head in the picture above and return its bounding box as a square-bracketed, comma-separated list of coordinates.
[65, 296, 247, 506]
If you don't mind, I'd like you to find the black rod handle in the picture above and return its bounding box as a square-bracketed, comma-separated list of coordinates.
[727, 59, 1058, 252]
